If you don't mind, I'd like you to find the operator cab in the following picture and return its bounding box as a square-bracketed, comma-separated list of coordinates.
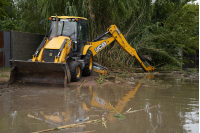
[49, 16, 88, 52]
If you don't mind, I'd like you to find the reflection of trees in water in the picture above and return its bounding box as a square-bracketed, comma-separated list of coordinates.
[125, 82, 198, 133]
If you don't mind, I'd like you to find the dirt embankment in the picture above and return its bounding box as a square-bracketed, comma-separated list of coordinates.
[0, 67, 198, 97]
[0, 68, 115, 97]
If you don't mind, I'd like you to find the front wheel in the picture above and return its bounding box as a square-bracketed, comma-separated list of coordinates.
[69, 61, 82, 82]
[82, 50, 93, 76]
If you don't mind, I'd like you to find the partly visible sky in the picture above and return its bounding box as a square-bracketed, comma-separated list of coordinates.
[190, 0, 199, 4]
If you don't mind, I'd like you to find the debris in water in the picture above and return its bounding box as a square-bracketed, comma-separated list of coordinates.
[28, 114, 60, 126]
[102, 115, 107, 128]
[88, 115, 99, 117]
[74, 130, 96, 133]
[77, 80, 86, 90]
[76, 117, 89, 122]
[109, 102, 126, 119]
[127, 81, 135, 84]
[126, 108, 131, 113]
[123, 104, 159, 114]
[68, 80, 86, 94]
[115, 81, 121, 84]
[32, 119, 99, 133]
[84, 117, 89, 121]
[21, 95, 27, 97]
[76, 119, 83, 122]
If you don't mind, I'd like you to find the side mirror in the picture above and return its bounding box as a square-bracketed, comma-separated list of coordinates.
[40, 20, 44, 25]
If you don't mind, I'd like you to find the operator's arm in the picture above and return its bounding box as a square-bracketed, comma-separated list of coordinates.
[89, 25, 154, 72]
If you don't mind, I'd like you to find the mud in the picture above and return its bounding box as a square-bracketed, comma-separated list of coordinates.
[0, 69, 199, 133]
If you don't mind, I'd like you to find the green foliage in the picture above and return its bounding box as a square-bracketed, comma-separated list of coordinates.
[152, 0, 176, 23]
[165, 3, 199, 54]
[14, 0, 45, 33]
[0, 0, 19, 30]
[0, 17, 19, 31]
[115, 1, 198, 68]
[96, 74, 106, 84]
[0, 0, 198, 68]
[0, 0, 10, 19]
[0, 67, 10, 81]
[141, 3, 199, 66]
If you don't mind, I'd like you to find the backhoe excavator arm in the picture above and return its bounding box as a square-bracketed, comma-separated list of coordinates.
[88, 25, 154, 72]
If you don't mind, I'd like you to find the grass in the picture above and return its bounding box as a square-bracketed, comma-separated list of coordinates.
[96, 74, 107, 84]
[0, 67, 10, 82]
[0, 73, 9, 77]
[0, 67, 11, 72]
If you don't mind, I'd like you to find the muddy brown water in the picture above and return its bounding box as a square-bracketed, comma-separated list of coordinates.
[0, 72, 199, 133]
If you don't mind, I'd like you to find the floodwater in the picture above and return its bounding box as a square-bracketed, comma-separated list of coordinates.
[0, 72, 199, 133]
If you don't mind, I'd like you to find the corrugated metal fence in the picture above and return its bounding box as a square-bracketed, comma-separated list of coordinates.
[0, 30, 11, 68]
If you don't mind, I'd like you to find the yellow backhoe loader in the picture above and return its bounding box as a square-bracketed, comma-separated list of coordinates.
[9, 16, 154, 85]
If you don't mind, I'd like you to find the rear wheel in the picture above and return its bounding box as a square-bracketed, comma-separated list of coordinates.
[69, 61, 82, 82]
[82, 50, 93, 76]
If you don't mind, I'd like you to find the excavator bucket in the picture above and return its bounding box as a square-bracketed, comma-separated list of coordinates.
[9, 60, 71, 86]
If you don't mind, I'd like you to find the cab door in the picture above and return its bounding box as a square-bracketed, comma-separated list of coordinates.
[77, 19, 87, 52]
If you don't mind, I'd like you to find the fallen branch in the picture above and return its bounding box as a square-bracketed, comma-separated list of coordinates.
[32, 119, 99, 133]
[123, 104, 158, 114]
[102, 115, 107, 128]
[68, 80, 87, 94]
[77, 80, 86, 90]
[71, 130, 95, 133]
[28, 114, 61, 127]
[109, 103, 126, 119]
[109, 102, 122, 115]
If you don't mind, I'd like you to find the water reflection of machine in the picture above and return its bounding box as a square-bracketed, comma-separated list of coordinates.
[79, 75, 154, 116]
[78, 83, 141, 122]
[38, 76, 154, 128]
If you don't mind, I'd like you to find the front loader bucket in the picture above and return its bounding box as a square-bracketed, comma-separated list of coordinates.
[9, 60, 71, 85]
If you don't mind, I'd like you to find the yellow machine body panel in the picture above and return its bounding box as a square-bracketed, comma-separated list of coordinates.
[54, 39, 72, 63]
[89, 25, 154, 72]
[89, 37, 115, 56]
[82, 45, 93, 55]
[51, 16, 87, 20]
[92, 67, 108, 75]
[32, 36, 72, 63]
[44, 36, 70, 49]
[32, 47, 44, 62]
[32, 38, 49, 62]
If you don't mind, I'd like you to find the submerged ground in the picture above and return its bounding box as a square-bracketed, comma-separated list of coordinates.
[0, 68, 199, 133]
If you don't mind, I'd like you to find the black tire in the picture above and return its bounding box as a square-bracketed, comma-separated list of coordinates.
[69, 61, 82, 82]
[82, 50, 93, 76]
